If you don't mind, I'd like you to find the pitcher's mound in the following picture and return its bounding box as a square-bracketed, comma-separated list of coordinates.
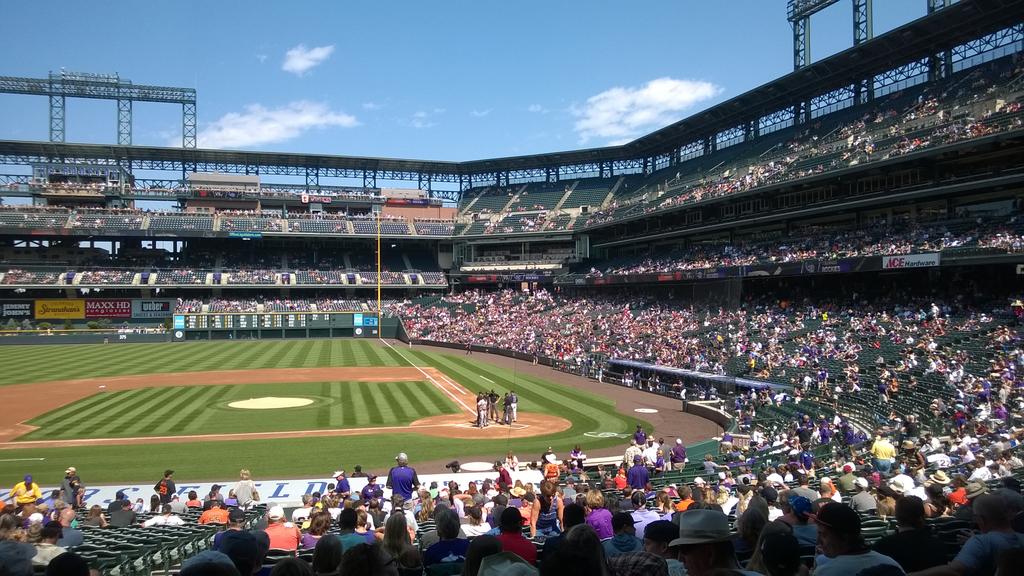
[228, 397, 315, 410]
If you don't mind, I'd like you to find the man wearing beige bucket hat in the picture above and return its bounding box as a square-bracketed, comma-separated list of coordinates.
[669, 509, 760, 576]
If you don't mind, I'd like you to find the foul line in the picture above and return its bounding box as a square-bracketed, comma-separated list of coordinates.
[379, 339, 475, 415]
[481, 376, 495, 384]
[0, 457, 45, 462]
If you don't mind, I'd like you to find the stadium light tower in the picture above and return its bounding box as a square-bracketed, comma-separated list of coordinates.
[787, 0, 873, 70]
[0, 70, 197, 147]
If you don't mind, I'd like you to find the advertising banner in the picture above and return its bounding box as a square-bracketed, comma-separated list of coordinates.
[881, 253, 940, 270]
[132, 299, 176, 319]
[34, 299, 85, 320]
[0, 301, 34, 319]
[85, 299, 132, 319]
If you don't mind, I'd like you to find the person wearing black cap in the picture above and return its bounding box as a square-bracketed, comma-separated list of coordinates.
[603, 512, 643, 558]
[872, 496, 946, 573]
[495, 507, 536, 565]
[812, 502, 903, 575]
[642, 519, 685, 576]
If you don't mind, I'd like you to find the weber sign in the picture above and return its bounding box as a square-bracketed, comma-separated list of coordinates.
[881, 253, 940, 270]
[132, 299, 175, 319]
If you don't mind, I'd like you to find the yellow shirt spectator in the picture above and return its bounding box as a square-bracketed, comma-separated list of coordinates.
[871, 437, 896, 461]
[9, 475, 42, 506]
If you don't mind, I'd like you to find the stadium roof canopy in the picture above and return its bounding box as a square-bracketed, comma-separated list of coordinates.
[0, 0, 1021, 189]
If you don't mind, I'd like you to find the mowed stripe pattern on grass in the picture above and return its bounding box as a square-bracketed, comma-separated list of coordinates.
[20, 380, 456, 440]
[0, 340, 403, 386]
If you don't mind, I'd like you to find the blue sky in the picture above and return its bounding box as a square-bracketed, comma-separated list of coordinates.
[0, 0, 928, 162]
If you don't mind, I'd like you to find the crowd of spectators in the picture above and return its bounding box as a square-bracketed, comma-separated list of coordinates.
[585, 58, 1024, 228]
[587, 217, 1019, 277]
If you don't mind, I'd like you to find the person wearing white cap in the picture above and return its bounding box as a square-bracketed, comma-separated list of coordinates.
[264, 505, 301, 550]
[60, 467, 82, 509]
[850, 478, 877, 513]
[387, 452, 420, 501]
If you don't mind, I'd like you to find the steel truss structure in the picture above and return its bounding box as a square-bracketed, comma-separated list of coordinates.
[0, 71, 196, 147]
[0, 0, 1019, 204]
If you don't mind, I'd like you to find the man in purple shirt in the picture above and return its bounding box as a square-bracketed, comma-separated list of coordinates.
[633, 425, 647, 446]
[627, 455, 649, 489]
[386, 452, 420, 500]
[670, 438, 688, 471]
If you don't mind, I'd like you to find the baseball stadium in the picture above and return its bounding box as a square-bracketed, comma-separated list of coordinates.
[2, 1, 1024, 575]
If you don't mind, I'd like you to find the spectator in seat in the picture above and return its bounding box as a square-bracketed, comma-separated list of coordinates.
[264, 505, 302, 551]
[311, 535, 343, 576]
[496, 506, 537, 565]
[45, 552, 91, 576]
[185, 490, 203, 509]
[603, 512, 643, 558]
[381, 512, 421, 571]
[461, 505, 491, 537]
[540, 523, 608, 576]
[424, 507, 470, 566]
[301, 511, 332, 550]
[31, 521, 66, 566]
[82, 504, 107, 528]
[812, 502, 903, 576]
[219, 529, 263, 576]
[109, 498, 137, 527]
[56, 507, 83, 547]
[144, 504, 185, 527]
[873, 496, 946, 573]
[585, 489, 613, 540]
[200, 499, 230, 525]
[850, 478, 878, 513]
[641, 519, 684, 576]
[542, 503, 585, 562]
[336, 508, 366, 552]
[670, 509, 753, 576]
[910, 494, 1024, 576]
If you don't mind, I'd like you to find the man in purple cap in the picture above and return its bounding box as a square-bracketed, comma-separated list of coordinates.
[627, 455, 649, 490]
[8, 475, 41, 508]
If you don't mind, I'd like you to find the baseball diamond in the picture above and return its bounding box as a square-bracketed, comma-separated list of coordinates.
[0, 339, 642, 485]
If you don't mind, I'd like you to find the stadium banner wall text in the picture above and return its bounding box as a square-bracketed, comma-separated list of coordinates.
[881, 253, 941, 269]
[0, 300, 33, 319]
[34, 299, 86, 320]
[5, 299, 176, 320]
[131, 299, 176, 319]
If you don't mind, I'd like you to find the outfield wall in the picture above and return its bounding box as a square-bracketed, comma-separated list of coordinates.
[0, 332, 170, 346]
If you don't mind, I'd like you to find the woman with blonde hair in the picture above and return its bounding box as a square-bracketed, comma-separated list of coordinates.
[416, 490, 435, 524]
[381, 512, 421, 571]
[655, 491, 675, 520]
[235, 468, 258, 509]
[584, 489, 613, 539]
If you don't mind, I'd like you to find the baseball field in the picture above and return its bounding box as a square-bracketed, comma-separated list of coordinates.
[0, 339, 640, 486]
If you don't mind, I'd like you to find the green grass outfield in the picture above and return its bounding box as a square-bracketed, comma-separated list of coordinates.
[0, 340, 641, 486]
[21, 381, 454, 440]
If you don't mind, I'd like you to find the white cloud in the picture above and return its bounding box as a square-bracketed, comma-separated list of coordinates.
[282, 44, 335, 75]
[571, 77, 721, 144]
[405, 108, 445, 129]
[256, 54, 268, 64]
[527, 104, 548, 114]
[362, 101, 383, 110]
[470, 108, 492, 118]
[184, 101, 358, 149]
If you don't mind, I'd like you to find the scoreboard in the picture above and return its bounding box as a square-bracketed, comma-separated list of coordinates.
[172, 312, 378, 331]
